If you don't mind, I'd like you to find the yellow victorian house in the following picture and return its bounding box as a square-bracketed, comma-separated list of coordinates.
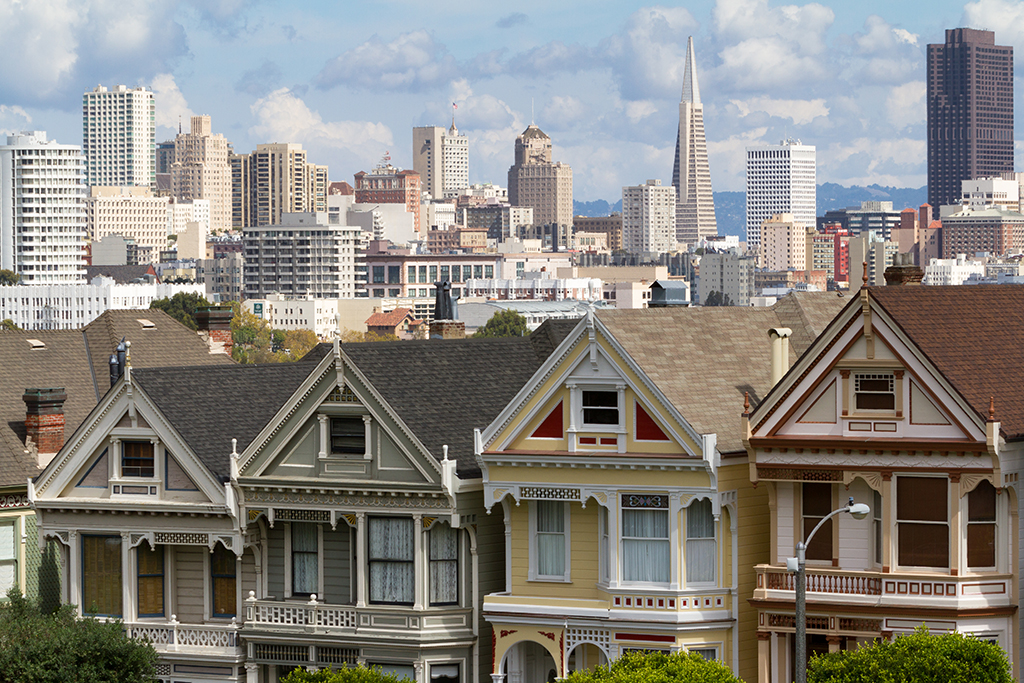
[475, 295, 846, 683]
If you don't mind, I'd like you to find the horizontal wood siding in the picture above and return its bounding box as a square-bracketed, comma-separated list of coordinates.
[323, 525, 350, 604]
[242, 548, 257, 602]
[174, 547, 205, 624]
[777, 482, 794, 565]
[838, 479, 873, 571]
[266, 525, 285, 599]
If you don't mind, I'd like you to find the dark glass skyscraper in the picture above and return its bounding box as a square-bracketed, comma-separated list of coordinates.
[927, 28, 1013, 208]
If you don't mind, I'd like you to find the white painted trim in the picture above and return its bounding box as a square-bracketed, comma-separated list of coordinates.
[283, 521, 292, 599]
[527, 500, 571, 582]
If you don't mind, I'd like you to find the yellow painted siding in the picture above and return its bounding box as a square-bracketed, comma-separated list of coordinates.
[489, 466, 711, 488]
[508, 502, 601, 600]
[718, 461, 770, 683]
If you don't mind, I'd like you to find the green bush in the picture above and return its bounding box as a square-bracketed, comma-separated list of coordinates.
[807, 626, 1012, 683]
[282, 664, 414, 683]
[473, 309, 529, 338]
[566, 650, 743, 683]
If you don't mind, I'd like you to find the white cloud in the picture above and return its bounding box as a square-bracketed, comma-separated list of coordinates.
[624, 100, 658, 123]
[707, 127, 769, 192]
[602, 5, 700, 100]
[249, 89, 394, 163]
[0, 105, 33, 136]
[819, 137, 926, 187]
[151, 73, 194, 133]
[731, 96, 829, 125]
[964, 0, 1024, 64]
[317, 31, 457, 92]
[892, 28, 918, 46]
[0, 0, 83, 101]
[885, 81, 925, 131]
[541, 96, 586, 128]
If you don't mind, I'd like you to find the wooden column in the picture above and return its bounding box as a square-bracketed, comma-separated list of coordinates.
[757, 632, 771, 683]
[356, 513, 367, 607]
[950, 473, 961, 576]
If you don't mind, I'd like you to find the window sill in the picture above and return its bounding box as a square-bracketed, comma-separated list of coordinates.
[527, 577, 572, 584]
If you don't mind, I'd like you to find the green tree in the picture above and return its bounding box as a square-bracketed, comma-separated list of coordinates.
[149, 292, 211, 330]
[473, 309, 529, 338]
[567, 650, 742, 683]
[807, 626, 1012, 683]
[0, 319, 19, 331]
[283, 329, 319, 358]
[0, 269, 18, 286]
[231, 306, 278, 363]
[0, 588, 158, 683]
[283, 665, 412, 683]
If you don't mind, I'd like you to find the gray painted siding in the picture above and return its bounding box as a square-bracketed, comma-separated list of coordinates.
[471, 490, 506, 679]
[323, 526, 351, 604]
[242, 548, 257, 603]
[174, 547, 205, 623]
[266, 525, 285, 599]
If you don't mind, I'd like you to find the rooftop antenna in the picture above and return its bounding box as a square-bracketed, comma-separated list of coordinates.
[531, 98, 535, 125]
[178, 115, 182, 135]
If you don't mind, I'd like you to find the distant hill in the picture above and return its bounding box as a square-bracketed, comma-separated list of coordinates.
[574, 184, 928, 240]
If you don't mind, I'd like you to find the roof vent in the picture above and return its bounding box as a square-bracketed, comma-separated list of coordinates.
[136, 318, 156, 329]
[26, 339, 45, 350]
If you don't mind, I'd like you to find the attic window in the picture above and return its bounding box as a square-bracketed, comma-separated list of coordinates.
[854, 373, 895, 411]
[136, 318, 156, 329]
[26, 339, 45, 350]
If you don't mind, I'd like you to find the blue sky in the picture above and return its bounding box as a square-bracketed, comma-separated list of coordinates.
[0, 0, 1020, 199]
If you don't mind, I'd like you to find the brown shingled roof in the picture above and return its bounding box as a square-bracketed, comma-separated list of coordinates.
[365, 307, 415, 328]
[869, 285, 1024, 440]
[598, 292, 849, 454]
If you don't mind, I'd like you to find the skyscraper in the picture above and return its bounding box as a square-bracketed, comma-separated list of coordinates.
[413, 121, 469, 199]
[507, 125, 573, 232]
[170, 116, 232, 232]
[0, 132, 87, 283]
[671, 36, 716, 247]
[745, 140, 816, 248]
[230, 143, 328, 227]
[622, 179, 676, 256]
[82, 85, 156, 187]
[927, 28, 1013, 209]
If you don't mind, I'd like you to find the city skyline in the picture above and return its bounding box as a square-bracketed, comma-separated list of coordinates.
[0, 0, 1019, 200]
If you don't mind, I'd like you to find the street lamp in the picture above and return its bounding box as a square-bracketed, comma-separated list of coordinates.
[787, 496, 870, 683]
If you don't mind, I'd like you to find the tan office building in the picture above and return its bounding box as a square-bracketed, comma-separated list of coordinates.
[231, 143, 328, 227]
[170, 116, 232, 232]
[507, 125, 573, 230]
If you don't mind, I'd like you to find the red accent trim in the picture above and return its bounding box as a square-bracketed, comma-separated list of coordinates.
[614, 633, 676, 643]
[636, 402, 671, 441]
[531, 401, 564, 439]
[579, 437, 597, 445]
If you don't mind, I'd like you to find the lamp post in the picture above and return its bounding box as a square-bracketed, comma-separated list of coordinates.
[788, 496, 870, 683]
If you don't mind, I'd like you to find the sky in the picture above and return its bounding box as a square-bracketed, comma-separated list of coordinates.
[0, 0, 1021, 200]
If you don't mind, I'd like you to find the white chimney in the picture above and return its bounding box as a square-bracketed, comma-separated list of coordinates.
[768, 328, 793, 386]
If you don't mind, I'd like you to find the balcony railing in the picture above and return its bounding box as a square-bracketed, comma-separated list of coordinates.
[754, 565, 1013, 608]
[126, 617, 241, 654]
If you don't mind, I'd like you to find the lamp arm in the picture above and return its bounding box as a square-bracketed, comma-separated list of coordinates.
[802, 504, 852, 557]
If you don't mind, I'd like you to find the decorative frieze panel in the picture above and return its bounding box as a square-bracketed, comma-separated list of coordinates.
[621, 494, 669, 509]
[756, 468, 844, 482]
[154, 532, 209, 546]
[274, 509, 331, 523]
[0, 494, 29, 509]
[611, 595, 725, 610]
[566, 627, 611, 654]
[247, 488, 451, 510]
[520, 487, 581, 501]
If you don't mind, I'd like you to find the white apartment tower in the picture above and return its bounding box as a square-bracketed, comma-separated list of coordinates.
[170, 115, 232, 232]
[672, 36, 717, 247]
[745, 139, 816, 248]
[82, 85, 156, 187]
[412, 122, 469, 199]
[622, 179, 677, 256]
[0, 132, 87, 283]
[86, 186, 169, 263]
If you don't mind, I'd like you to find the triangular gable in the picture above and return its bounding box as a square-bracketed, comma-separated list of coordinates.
[238, 349, 439, 486]
[751, 292, 985, 445]
[482, 313, 704, 457]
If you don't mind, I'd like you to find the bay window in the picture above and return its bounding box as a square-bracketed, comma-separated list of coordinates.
[967, 480, 997, 569]
[896, 476, 948, 568]
[429, 524, 459, 605]
[369, 517, 414, 604]
[685, 499, 716, 584]
[533, 501, 568, 580]
[136, 542, 164, 617]
[622, 497, 669, 583]
[83, 535, 122, 616]
[292, 523, 318, 596]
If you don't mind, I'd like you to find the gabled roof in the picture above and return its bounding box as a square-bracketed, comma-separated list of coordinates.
[342, 319, 576, 478]
[131, 363, 314, 479]
[84, 265, 159, 284]
[365, 308, 415, 328]
[869, 285, 1024, 440]
[0, 309, 233, 489]
[598, 293, 848, 454]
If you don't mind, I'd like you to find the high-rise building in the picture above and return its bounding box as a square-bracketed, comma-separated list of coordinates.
[230, 143, 328, 227]
[697, 249, 756, 306]
[622, 179, 676, 256]
[413, 122, 469, 200]
[0, 131, 87, 283]
[86, 187, 169, 263]
[82, 85, 156, 187]
[927, 28, 1013, 209]
[170, 116, 232, 232]
[671, 36, 716, 247]
[759, 213, 809, 270]
[745, 139, 816, 249]
[353, 161, 423, 235]
[507, 125, 573, 231]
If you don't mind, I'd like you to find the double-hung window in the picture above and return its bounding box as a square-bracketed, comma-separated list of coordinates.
[331, 417, 365, 455]
[582, 391, 618, 426]
[621, 495, 669, 584]
[122, 441, 154, 477]
[967, 480, 997, 569]
[854, 373, 895, 411]
[83, 535, 122, 616]
[212, 544, 237, 617]
[896, 476, 948, 568]
[136, 542, 164, 617]
[802, 483, 833, 561]
[0, 522, 16, 595]
[292, 523, 318, 596]
[533, 501, 568, 580]
[369, 517, 414, 604]
[685, 499, 716, 584]
[429, 524, 459, 605]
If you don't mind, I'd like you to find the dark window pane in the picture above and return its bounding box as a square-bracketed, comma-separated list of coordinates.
[212, 545, 237, 617]
[898, 522, 948, 567]
[968, 481, 996, 521]
[859, 379, 891, 392]
[968, 523, 996, 568]
[802, 483, 832, 516]
[83, 536, 122, 616]
[803, 517, 832, 561]
[856, 393, 895, 410]
[582, 391, 618, 425]
[897, 477, 947, 521]
[122, 441, 154, 477]
[331, 417, 365, 454]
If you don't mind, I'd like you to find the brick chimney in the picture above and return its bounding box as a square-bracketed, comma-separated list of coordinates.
[195, 305, 234, 355]
[883, 252, 924, 286]
[430, 320, 466, 339]
[23, 387, 67, 467]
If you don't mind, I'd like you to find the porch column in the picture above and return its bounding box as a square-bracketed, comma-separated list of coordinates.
[490, 675, 506, 683]
[245, 662, 259, 683]
[356, 513, 367, 607]
[757, 632, 771, 683]
[317, 415, 329, 459]
[607, 502, 620, 588]
[414, 660, 425, 683]
[121, 532, 133, 621]
[827, 635, 842, 653]
[68, 531, 80, 609]
[881, 472, 892, 572]
[413, 514, 424, 610]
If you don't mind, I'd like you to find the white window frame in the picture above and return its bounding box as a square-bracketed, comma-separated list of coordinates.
[0, 519, 18, 598]
[620, 503, 670, 586]
[598, 506, 609, 584]
[684, 499, 717, 586]
[964, 480, 1000, 573]
[528, 500, 571, 582]
[852, 372, 896, 414]
[569, 382, 626, 434]
[283, 521, 324, 599]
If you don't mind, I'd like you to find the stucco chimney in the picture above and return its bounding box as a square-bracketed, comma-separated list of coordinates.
[23, 387, 66, 467]
[768, 328, 793, 386]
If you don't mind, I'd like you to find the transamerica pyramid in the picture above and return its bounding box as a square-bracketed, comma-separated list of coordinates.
[671, 36, 717, 247]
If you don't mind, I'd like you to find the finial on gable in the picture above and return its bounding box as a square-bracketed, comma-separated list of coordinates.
[989, 397, 996, 422]
[862, 261, 869, 286]
[442, 444, 449, 462]
[743, 392, 750, 416]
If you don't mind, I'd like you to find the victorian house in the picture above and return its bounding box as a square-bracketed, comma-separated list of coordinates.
[476, 294, 845, 683]
[31, 322, 576, 683]
[746, 285, 1022, 682]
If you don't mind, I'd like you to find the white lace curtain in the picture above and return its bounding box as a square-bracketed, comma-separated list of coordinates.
[685, 499, 716, 584]
[369, 517, 414, 603]
[429, 524, 459, 604]
[0, 523, 15, 594]
[536, 501, 565, 576]
[622, 509, 669, 583]
[292, 523, 318, 595]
